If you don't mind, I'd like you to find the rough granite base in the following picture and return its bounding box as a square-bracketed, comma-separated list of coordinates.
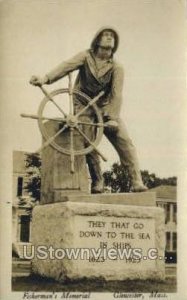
[31, 195, 165, 282]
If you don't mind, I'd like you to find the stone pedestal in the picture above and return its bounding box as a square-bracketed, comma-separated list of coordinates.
[41, 121, 89, 204]
[31, 192, 165, 281]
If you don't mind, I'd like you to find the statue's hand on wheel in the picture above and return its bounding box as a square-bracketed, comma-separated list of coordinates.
[30, 75, 48, 86]
[104, 120, 119, 132]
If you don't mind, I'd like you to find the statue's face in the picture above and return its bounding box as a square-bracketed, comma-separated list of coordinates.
[99, 30, 115, 49]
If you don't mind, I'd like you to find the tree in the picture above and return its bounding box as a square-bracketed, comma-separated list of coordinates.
[141, 170, 177, 188]
[24, 152, 41, 201]
[103, 162, 132, 193]
[103, 162, 177, 193]
[140, 170, 161, 189]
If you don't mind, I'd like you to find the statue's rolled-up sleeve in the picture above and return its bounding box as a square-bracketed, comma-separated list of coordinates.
[45, 51, 87, 84]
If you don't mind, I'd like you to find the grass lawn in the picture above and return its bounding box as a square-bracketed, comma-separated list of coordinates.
[12, 275, 177, 293]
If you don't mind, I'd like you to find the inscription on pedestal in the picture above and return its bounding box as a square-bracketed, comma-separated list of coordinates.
[72, 215, 156, 272]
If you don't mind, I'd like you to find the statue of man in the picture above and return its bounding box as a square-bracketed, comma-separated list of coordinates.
[30, 27, 147, 193]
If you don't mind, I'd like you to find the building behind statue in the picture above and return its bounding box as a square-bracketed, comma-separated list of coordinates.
[12, 151, 33, 258]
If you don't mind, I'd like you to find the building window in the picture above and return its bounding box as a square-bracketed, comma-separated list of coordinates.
[173, 232, 177, 252]
[17, 177, 23, 197]
[173, 204, 177, 223]
[166, 232, 171, 251]
[165, 203, 170, 223]
[20, 215, 30, 242]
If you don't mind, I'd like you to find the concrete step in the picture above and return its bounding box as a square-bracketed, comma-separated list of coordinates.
[12, 260, 31, 275]
[12, 260, 176, 278]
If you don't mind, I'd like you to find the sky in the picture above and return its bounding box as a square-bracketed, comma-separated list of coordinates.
[0, 0, 186, 178]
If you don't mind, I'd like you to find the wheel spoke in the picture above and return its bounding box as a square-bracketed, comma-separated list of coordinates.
[75, 91, 104, 118]
[21, 113, 65, 123]
[75, 126, 107, 162]
[37, 124, 68, 152]
[68, 73, 74, 116]
[77, 120, 107, 127]
[70, 128, 75, 173]
[39, 86, 67, 117]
